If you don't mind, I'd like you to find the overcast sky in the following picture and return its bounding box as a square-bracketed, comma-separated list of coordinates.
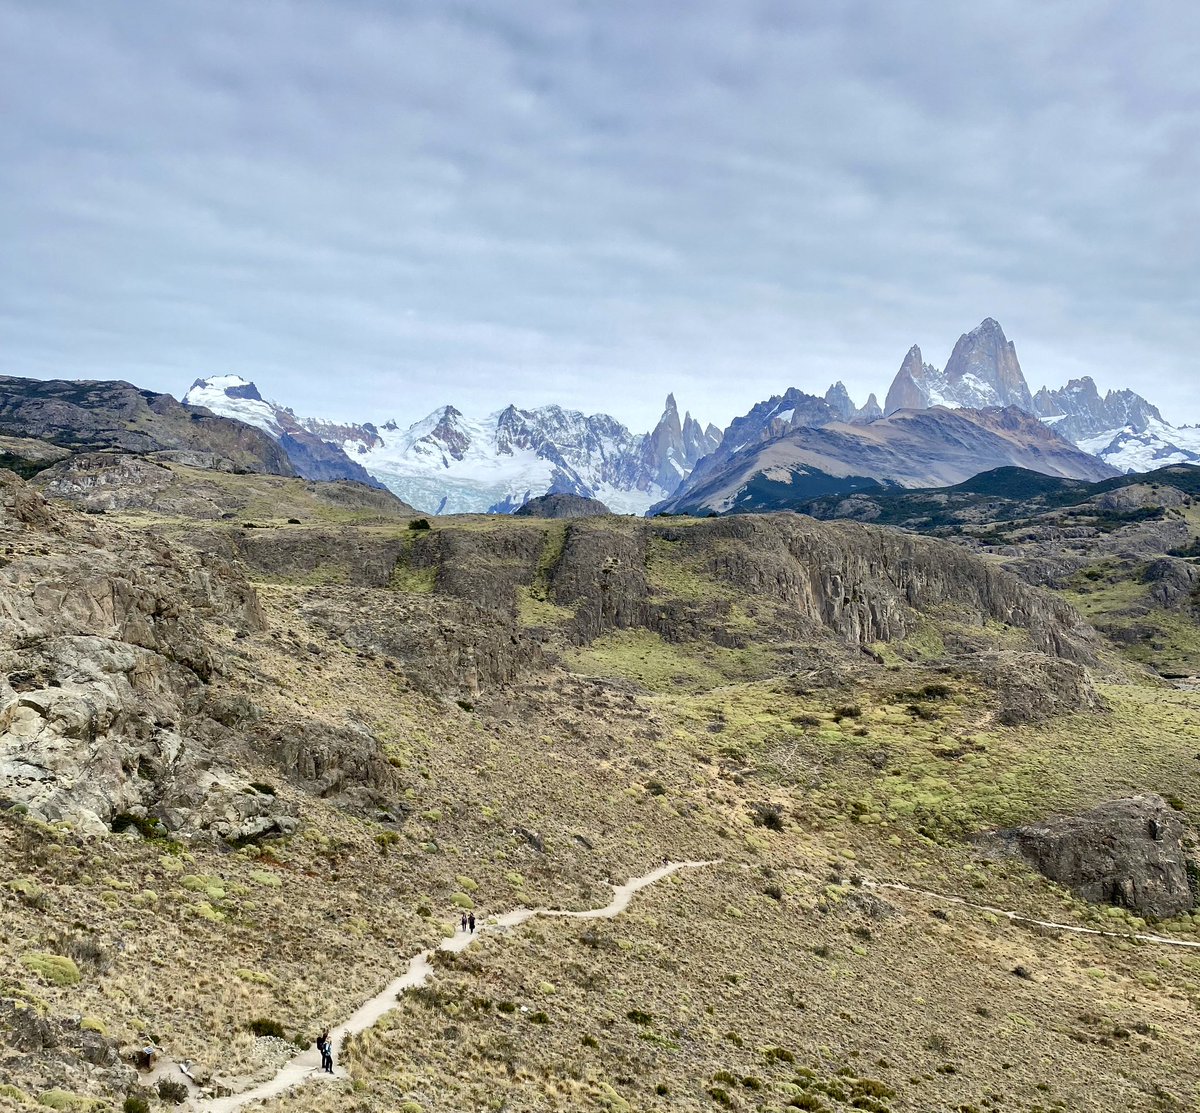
[1, 0, 1197, 431]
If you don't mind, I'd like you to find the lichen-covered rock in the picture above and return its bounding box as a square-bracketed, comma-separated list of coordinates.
[983, 794, 1195, 918]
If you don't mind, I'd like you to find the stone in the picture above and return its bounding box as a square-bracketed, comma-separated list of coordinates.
[982, 794, 1195, 918]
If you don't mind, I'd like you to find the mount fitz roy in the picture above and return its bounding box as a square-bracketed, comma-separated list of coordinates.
[879, 318, 1200, 473]
[184, 377, 720, 515]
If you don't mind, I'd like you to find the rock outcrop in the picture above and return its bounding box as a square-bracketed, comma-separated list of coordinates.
[30, 452, 415, 520]
[514, 493, 612, 518]
[983, 795, 1196, 918]
[0, 471, 394, 836]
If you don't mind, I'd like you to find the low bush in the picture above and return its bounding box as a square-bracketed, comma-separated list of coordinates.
[157, 1077, 188, 1103]
[750, 802, 785, 831]
[20, 952, 80, 986]
[248, 1017, 286, 1039]
[408, 518, 431, 530]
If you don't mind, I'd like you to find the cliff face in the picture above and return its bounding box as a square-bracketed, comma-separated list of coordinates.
[544, 517, 1097, 663]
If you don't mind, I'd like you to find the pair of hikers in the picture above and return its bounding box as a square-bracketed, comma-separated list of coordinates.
[459, 911, 477, 933]
[315, 1029, 334, 1074]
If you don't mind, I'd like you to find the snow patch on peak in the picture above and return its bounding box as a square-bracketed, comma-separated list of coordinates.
[184, 377, 279, 434]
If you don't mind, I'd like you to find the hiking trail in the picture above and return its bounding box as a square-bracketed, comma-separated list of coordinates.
[865, 879, 1200, 950]
[182, 859, 717, 1111]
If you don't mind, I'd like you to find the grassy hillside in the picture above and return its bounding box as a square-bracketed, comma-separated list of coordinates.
[3, 474, 1200, 1112]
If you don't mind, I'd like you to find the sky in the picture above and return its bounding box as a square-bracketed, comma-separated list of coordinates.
[1, 0, 1198, 433]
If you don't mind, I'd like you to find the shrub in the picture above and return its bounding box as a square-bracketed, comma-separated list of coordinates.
[763, 1046, 796, 1064]
[451, 892, 474, 910]
[626, 1009, 653, 1025]
[286, 518, 301, 525]
[38, 1092, 86, 1111]
[20, 952, 81, 986]
[529, 1011, 550, 1024]
[497, 1001, 516, 1013]
[832, 705, 862, 721]
[646, 779, 667, 796]
[408, 518, 431, 530]
[8, 877, 44, 904]
[248, 1017, 286, 1039]
[124, 1097, 151, 1113]
[157, 1078, 188, 1103]
[375, 832, 401, 856]
[852, 1078, 896, 1100]
[750, 803, 785, 831]
[708, 1088, 733, 1107]
[787, 1096, 826, 1111]
[111, 813, 166, 839]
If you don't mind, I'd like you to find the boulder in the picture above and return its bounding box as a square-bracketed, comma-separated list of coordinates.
[983, 794, 1195, 918]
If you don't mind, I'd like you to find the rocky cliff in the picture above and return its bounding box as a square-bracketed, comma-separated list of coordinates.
[0, 472, 406, 837]
[0, 376, 294, 475]
[984, 795, 1196, 918]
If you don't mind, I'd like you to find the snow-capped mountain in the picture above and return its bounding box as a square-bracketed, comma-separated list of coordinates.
[881, 319, 1196, 474]
[184, 376, 385, 487]
[1076, 420, 1200, 473]
[185, 377, 718, 514]
[341, 395, 720, 515]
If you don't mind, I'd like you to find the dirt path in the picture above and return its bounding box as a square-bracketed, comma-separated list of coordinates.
[867, 879, 1200, 949]
[184, 859, 717, 1112]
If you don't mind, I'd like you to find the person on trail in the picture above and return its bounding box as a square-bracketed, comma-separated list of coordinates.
[317, 1029, 333, 1074]
[468, 911, 476, 933]
[460, 912, 468, 932]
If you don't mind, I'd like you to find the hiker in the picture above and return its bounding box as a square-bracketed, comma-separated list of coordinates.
[317, 1029, 333, 1074]
[468, 911, 476, 933]
[460, 912, 468, 932]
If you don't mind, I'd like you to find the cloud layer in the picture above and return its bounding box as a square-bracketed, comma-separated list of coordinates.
[1, 0, 1197, 430]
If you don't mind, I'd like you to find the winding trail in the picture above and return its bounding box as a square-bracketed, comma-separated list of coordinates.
[189, 860, 717, 1112]
[866, 879, 1200, 950]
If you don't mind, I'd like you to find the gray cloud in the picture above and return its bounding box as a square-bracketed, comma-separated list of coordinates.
[1, 0, 1197, 431]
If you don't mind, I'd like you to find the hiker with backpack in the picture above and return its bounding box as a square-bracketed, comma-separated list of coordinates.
[316, 1028, 333, 1074]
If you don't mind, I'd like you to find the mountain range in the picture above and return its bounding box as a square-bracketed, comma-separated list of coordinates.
[185, 377, 720, 514]
[0, 315, 1189, 518]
